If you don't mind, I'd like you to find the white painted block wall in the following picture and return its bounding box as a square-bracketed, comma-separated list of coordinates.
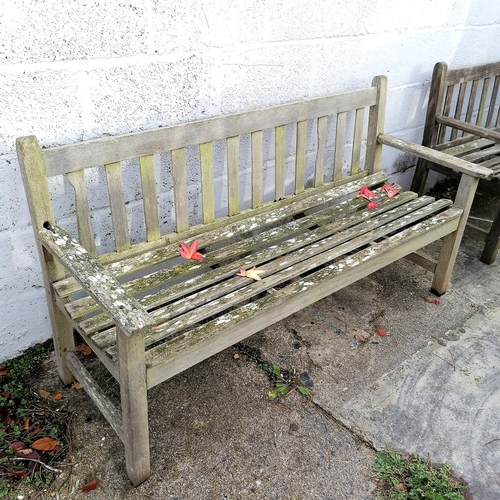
[1, 0, 499, 361]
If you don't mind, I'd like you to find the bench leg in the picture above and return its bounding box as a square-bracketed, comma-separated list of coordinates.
[117, 328, 150, 486]
[51, 305, 76, 385]
[432, 174, 479, 295]
[410, 158, 430, 196]
[480, 202, 500, 264]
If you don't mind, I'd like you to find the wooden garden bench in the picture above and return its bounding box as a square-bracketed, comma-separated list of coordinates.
[16, 75, 491, 485]
[411, 61, 500, 264]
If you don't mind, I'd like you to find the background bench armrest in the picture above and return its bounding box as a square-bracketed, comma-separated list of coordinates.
[435, 115, 500, 143]
[378, 133, 493, 179]
[39, 224, 155, 338]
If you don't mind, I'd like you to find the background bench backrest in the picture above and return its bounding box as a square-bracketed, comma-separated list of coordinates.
[429, 61, 500, 145]
[17, 76, 386, 259]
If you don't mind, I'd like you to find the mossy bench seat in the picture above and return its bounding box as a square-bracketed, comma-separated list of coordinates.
[16, 75, 491, 486]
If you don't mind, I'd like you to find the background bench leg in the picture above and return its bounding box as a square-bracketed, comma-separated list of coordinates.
[432, 174, 479, 295]
[480, 203, 500, 264]
[51, 305, 76, 385]
[410, 158, 430, 195]
[117, 328, 150, 486]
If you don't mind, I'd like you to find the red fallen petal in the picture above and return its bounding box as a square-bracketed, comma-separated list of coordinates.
[358, 185, 377, 200]
[367, 200, 380, 210]
[236, 268, 246, 277]
[191, 251, 204, 261]
[178, 240, 204, 260]
[382, 183, 400, 198]
[376, 328, 388, 337]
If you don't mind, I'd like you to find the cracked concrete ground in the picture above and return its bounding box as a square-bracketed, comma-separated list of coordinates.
[17, 202, 500, 499]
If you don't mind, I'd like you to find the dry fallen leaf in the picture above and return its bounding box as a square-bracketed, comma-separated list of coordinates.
[8, 470, 27, 479]
[177, 240, 204, 261]
[23, 417, 30, 430]
[236, 266, 267, 281]
[71, 381, 83, 390]
[39, 389, 50, 399]
[10, 441, 26, 451]
[17, 448, 33, 455]
[75, 344, 92, 356]
[30, 425, 42, 437]
[375, 328, 388, 337]
[32, 437, 58, 451]
[53, 393, 63, 401]
[422, 296, 440, 305]
[233, 354, 240, 360]
[82, 479, 99, 492]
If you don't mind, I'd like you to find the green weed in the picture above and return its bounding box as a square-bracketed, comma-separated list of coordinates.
[373, 448, 467, 500]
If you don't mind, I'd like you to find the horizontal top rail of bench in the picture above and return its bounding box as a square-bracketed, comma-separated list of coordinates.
[41, 87, 377, 176]
[444, 60, 500, 86]
[435, 116, 500, 143]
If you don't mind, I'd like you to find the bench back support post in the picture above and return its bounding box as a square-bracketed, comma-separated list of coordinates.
[16, 136, 75, 384]
[365, 75, 387, 174]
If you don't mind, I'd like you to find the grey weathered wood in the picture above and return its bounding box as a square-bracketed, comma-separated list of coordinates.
[39, 224, 154, 336]
[66, 351, 124, 442]
[67, 170, 97, 256]
[227, 136, 240, 216]
[315, 116, 327, 187]
[351, 107, 365, 175]
[16, 77, 478, 487]
[295, 120, 307, 194]
[145, 208, 461, 387]
[365, 75, 386, 173]
[139, 155, 161, 242]
[410, 60, 500, 263]
[171, 148, 189, 232]
[41, 88, 378, 176]
[105, 162, 131, 252]
[16, 136, 75, 385]
[378, 134, 492, 179]
[275, 125, 286, 200]
[432, 173, 478, 295]
[117, 326, 150, 486]
[199, 142, 215, 223]
[334, 112, 346, 180]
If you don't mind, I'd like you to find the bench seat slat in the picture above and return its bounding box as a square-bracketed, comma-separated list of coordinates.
[94, 195, 450, 355]
[143, 206, 462, 388]
[54, 172, 387, 299]
[84, 191, 423, 341]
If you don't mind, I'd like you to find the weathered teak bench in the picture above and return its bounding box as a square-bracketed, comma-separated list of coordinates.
[16, 75, 491, 485]
[411, 61, 500, 264]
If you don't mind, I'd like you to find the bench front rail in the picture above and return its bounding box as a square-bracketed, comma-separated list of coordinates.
[16, 75, 490, 485]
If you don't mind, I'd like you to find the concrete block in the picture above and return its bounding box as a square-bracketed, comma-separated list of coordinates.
[385, 84, 429, 134]
[83, 56, 210, 138]
[0, 0, 147, 64]
[0, 70, 83, 155]
[0, 156, 32, 231]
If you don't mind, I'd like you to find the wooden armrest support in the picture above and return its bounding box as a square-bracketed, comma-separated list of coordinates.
[39, 224, 155, 337]
[435, 115, 500, 143]
[378, 133, 493, 179]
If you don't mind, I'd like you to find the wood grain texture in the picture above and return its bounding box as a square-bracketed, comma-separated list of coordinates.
[251, 131, 263, 208]
[275, 125, 286, 200]
[295, 120, 307, 194]
[105, 162, 131, 252]
[227, 136, 240, 216]
[315, 116, 327, 187]
[351, 107, 365, 175]
[365, 75, 386, 173]
[171, 148, 189, 232]
[139, 155, 161, 242]
[199, 142, 215, 223]
[334, 112, 346, 180]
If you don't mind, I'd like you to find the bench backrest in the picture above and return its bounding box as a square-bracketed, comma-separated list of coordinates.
[17, 76, 386, 261]
[424, 61, 500, 147]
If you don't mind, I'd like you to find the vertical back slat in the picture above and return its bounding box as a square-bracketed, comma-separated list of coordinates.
[438, 85, 455, 143]
[139, 155, 161, 242]
[171, 148, 189, 233]
[67, 169, 97, 256]
[251, 131, 263, 208]
[464, 79, 479, 126]
[199, 142, 215, 223]
[333, 112, 346, 180]
[295, 120, 307, 194]
[476, 78, 490, 127]
[451, 82, 467, 140]
[275, 125, 286, 200]
[105, 162, 131, 252]
[314, 116, 327, 187]
[227, 136, 239, 216]
[486, 76, 500, 128]
[365, 75, 387, 173]
[351, 107, 365, 175]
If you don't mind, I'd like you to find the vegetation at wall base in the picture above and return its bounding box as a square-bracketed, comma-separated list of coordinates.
[0, 341, 71, 499]
[373, 448, 468, 500]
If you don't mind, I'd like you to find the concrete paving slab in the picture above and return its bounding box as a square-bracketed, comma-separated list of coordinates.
[336, 307, 500, 500]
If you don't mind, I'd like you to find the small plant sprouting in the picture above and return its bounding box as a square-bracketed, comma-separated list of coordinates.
[373, 447, 468, 499]
[267, 364, 311, 399]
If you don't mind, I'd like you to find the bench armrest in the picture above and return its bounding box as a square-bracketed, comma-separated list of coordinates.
[39, 224, 155, 338]
[435, 115, 500, 143]
[378, 133, 493, 180]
